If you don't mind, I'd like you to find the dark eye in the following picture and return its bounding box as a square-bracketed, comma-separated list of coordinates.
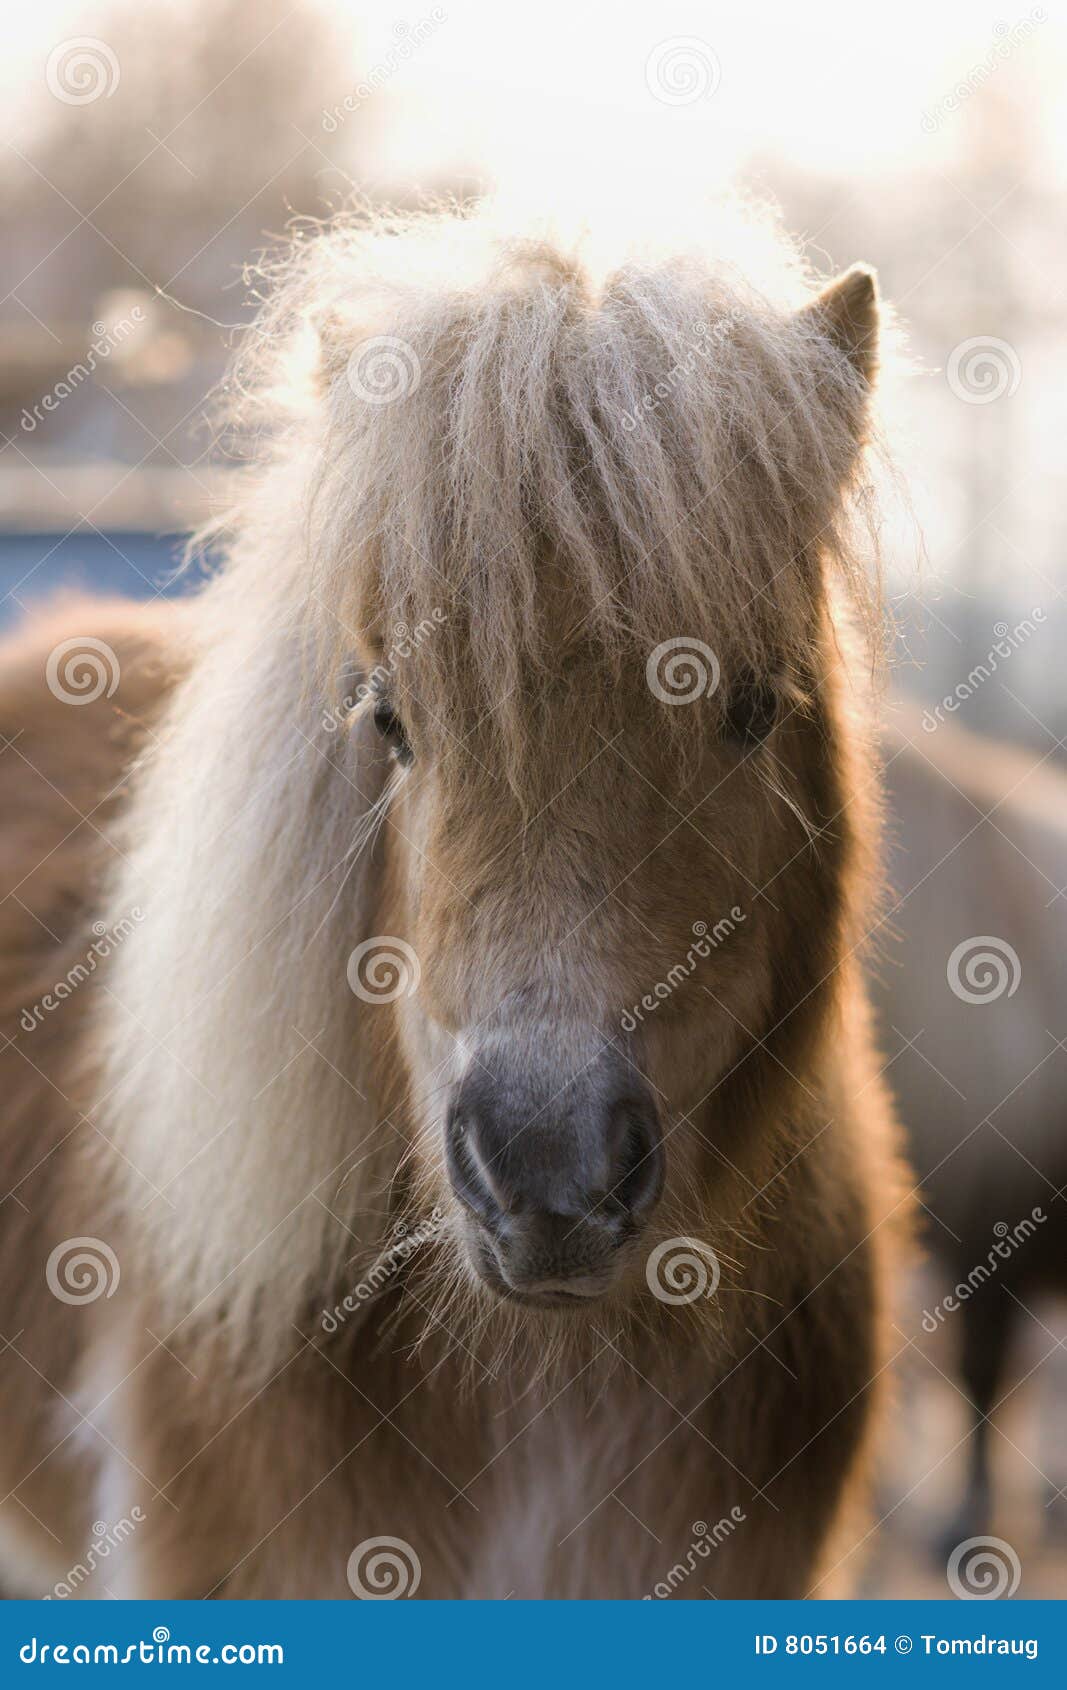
[372, 696, 413, 765]
[722, 674, 780, 747]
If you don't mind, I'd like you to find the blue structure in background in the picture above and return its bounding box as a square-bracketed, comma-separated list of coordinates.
[0, 533, 198, 630]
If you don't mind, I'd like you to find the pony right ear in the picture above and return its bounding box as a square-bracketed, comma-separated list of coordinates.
[313, 311, 356, 394]
[799, 265, 879, 386]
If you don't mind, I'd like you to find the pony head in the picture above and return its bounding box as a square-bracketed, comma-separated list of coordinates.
[102, 203, 887, 1360]
[289, 206, 883, 1314]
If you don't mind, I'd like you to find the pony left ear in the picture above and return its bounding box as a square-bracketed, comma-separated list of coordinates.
[799, 265, 879, 385]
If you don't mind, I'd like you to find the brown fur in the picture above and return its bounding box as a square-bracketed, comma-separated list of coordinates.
[0, 600, 187, 1589]
[0, 202, 910, 1598]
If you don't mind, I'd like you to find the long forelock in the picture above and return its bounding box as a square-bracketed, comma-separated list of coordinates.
[92, 197, 894, 1376]
[233, 200, 884, 764]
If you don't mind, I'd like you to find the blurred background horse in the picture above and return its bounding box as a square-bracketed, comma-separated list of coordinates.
[871, 716, 1067, 1575]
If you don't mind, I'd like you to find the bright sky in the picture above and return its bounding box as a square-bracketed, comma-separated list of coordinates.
[347, 0, 1063, 188]
[5, 0, 1066, 196]
[3, 1, 1063, 612]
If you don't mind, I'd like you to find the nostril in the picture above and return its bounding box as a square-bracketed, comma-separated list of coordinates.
[609, 1098, 663, 1219]
[445, 1106, 503, 1228]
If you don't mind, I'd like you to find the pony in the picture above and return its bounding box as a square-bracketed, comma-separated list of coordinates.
[0, 199, 910, 1599]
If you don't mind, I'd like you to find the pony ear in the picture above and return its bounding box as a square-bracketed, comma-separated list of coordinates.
[799, 265, 879, 385]
[313, 311, 355, 394]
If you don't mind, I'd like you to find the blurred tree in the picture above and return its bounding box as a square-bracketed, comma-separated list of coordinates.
[6, 0, 362, 310]
[0, 0, 375, 503]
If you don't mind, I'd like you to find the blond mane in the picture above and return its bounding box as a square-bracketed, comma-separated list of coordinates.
[96, 197, 888, 1372]
[238, 198, 883, 753]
